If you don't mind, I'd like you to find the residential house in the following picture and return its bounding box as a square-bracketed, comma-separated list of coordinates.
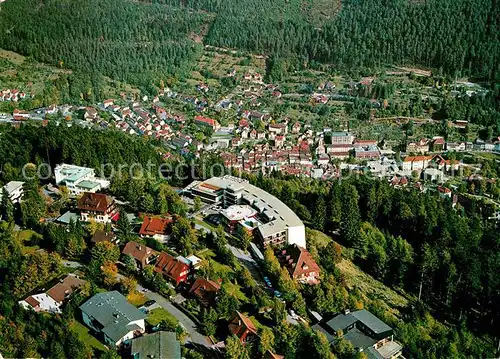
[77, 192, 118, 223]
[423, 168, 444, 182]
[355, 145, 380, 160]
[291, 122, 301, 134]
[189, 277, 221, 307]
[91, 230, 118, 245]
[19, 274, 86, 314]
[139, 216, 173, 243]
[318, 153, 330, 166]
[103, 99, 114, 108]
[438, 186, 452, 198]
[313, 309, 403, 359]
[154, 252, 190, 286]
[228, 312, 258, 344]
[446, 142, 466, 152]
[130, 331, 181, 359]
[274, 135, 285, 148]
[194, 116, 220, 131]
[402, 156, 433, 172]
[269, 123, 288, 135]
[275, 245, 320, 285]
[1, 181, 24, 204]
[330, 132, 354, 145]
[13, 108, 30, 121]
[431, 137, 445, 152]
[80, 291, 146, 347]
[406, 139, 429, 154]
[122, 241, 158, 270]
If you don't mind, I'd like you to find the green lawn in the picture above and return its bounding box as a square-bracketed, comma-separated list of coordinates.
[69, 321, 106, 353]
[146, 308, 179, 327]
[223, 282, 247, 302]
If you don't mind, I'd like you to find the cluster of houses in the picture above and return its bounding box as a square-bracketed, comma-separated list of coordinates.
[1, 88, 27, 102]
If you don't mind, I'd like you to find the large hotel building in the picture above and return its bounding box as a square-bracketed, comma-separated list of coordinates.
[184, 176, 306, 249]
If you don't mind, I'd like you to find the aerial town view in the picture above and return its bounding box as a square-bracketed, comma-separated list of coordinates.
[0, 0, 498, 358]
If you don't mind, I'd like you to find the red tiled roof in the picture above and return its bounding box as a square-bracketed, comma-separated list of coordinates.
[154, 252, 189, 284]
[190, 277, 220, 306]
[25, 296, 40, 308]
[228, 312, 258, 340]
[139, 216, 172, 236]
[194, 116, 216, 126]
[277, 245, 320, 280]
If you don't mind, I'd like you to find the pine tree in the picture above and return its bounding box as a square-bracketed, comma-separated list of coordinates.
[313, 195, 326, 231]
[340, 184, 361, 247]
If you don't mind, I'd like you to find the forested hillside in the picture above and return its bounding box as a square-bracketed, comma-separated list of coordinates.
[0, 0, 498, 85]
[0, 0, 207, 87]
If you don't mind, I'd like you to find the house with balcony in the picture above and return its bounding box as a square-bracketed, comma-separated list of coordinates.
[312, 309, 403, 359]
[275, 245, 320, 285]
[154, 252, 190, 286]
[77, 192, 118, 223]
[122, 241, 158, 270]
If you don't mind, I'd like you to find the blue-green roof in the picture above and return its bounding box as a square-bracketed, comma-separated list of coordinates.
[131, 331, 181, 359]
[80, 291, 146, 343]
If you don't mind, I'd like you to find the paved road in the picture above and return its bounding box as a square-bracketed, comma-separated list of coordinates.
[194, 220, 265, 285]
[142, 290, 210, 346]
[116, 273, 210, 347]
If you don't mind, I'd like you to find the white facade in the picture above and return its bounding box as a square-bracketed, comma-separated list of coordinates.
[187, 176, 307, 248]
[2, 181, 24, 204]
[55, 164, 110, 195]
[19, 293, 61, 314]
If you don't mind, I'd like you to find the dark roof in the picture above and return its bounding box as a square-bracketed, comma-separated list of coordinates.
[122, 241, 157, 263]
[131, 331, 181, 359]
[312, 324, 335, 343]
[79, 291, 146, 342]
[77, 192, 113, 213]
[47, 275, 86, 302]
[325, 310, 392, 336]
[91, 230, 116, 243]
[351, 310, 392, 334]
[325, 313, 357, 333]
[343, 327, 377, 349]
[190, 278, 220, 306]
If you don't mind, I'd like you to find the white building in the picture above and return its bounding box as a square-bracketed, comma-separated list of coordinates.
[54, 164, 110, 195]
[185, 176, 306, 248]
[1, 181, 24, 204]
[80, 291, 146, 347]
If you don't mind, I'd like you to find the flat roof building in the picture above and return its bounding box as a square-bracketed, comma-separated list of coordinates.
[185, 176, 306, 248]
[54, 164, 110, 195]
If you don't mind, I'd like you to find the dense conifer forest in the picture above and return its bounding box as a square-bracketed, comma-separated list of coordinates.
[0, 0, 498, 84]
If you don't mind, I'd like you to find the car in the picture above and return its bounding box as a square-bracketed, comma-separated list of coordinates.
[144, 300, 156, 307]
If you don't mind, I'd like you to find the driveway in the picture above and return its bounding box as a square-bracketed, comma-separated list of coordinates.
[126, 276, 210, 346]
[142, 289, 210, 346]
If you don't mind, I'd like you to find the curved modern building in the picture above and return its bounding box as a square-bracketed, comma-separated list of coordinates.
[185, 175, 306, 248]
